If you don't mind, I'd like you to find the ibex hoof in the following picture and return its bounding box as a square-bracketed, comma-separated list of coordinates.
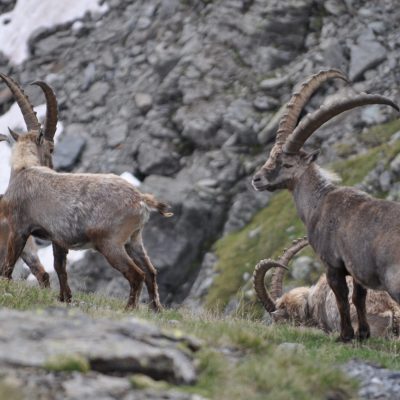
[356, 328, 370, 341]
[335, 333, 354, 343]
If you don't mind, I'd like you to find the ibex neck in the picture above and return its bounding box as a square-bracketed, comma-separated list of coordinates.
[291, 164, 336, 227]
[11, 142, 41, 173]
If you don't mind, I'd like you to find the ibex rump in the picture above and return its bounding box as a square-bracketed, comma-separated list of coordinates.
[252, 69, 400, 341]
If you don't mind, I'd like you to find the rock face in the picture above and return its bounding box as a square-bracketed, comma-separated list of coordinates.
[0, 0, 399, 306]
[0, 308, 202, 399]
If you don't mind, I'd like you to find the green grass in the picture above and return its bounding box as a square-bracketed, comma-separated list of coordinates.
[205, 120, 400, 311]
[44, 354, 90, 373]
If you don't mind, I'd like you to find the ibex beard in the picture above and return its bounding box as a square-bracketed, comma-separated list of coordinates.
[252, 69, 400, 342]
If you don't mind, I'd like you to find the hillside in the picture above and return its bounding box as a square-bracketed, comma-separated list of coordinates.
[0, 0, 400, 398]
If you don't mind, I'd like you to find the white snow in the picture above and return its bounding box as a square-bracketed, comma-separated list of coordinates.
[120, 171, 142, 187]
[27, 245, 87, 281]
[0, 0, 109, 65]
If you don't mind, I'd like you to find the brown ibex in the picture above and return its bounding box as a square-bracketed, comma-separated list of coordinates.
[253, 238, 400, 337]
[0, 77, 59, 288]
[252, 69, 400, 341]
[0, 73, 172, 311]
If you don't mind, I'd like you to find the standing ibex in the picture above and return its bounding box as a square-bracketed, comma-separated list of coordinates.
[0, 73, 171, 311]
[252, 69, 400, 341]
[0, 77, 59, 288]
[253, 238, 400, 337]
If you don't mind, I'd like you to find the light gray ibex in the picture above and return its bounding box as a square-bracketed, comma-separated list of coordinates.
[252, 69, 400, 341]
[253, 238, 400, 337]
[0, 78, 59, 288]
[0, 73, 172, 311]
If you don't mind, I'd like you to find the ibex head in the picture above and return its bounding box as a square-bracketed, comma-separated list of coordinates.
[253, 237, 309, 323]
[0, 74, 58, 169]
[252, 69, 399, 192]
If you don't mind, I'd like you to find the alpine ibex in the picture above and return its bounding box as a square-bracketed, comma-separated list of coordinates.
[0, 77, 58, 288]
[253, 238, 400, 337]
[252, 69, 400, 341]
[0, 73, 172, 311]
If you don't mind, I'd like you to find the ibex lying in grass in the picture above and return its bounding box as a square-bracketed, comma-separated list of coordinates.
[252, 69, 400, 341]
[253, 238, 400, 337]
[0, 73, 172, 311]
[0, 78, 58, 288]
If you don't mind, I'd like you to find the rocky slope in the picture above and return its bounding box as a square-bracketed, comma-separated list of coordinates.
[0, 0, 399, 309]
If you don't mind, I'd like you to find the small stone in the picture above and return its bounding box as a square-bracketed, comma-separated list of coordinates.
[106, 121, 128, 147]
[135, 93, 153, 114]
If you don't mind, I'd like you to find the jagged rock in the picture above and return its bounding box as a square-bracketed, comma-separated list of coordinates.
[349, 34, 387, 81]
[0, 309, 197, 385]
[86, 81, 111, 107]
[53, 133, 86, 171]
[291, 256, 322, 283]
[137, 141, 180, 176]
[223, 190, 269, 234]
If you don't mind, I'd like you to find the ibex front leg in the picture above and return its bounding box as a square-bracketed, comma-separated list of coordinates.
[326, 266, 354, 342]
[352, 279, 370, 340]
[53, 244, 71, 302]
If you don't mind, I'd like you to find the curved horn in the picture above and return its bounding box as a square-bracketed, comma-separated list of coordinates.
[284, 93, 400, 154]
[253, 259, 288, 313]
[0, 73, 40, 132]
[31, 81, 58, 141]
[275, 69, 349, 147]
[270, 237, 309, 300]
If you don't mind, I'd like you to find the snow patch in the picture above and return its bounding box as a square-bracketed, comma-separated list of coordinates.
[27, 245, 87, 281]
[0, 0, 109, 65]
[120, 171, 141, 187]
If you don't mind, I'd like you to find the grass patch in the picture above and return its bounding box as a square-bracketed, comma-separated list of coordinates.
[359, 118, 400, 147]
[44, 354, 90, 373]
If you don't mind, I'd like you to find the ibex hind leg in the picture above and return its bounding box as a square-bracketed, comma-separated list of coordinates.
[352, 280, 370, 341]
[2, 231, 28, 279]
[125, 236, 163, 312]
[21, 244, 50, 288]
[97, 240, 145, 309]
[326, 266, 355, 342]
[53, 244, 71, 302]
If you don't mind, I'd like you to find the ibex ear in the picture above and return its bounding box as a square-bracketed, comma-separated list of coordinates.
[0, 134, 10, 144]
[304, 149, 320, 165]
[36, 130, 44, 145]
[8, 127, 20, 142]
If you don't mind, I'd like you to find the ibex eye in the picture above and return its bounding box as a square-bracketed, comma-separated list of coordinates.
[283, 163, 293, 168]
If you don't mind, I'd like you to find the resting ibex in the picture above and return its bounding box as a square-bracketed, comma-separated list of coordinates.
[0, 73, 172, 311]
[0, 77, 58, 288]
[253, 238, 400, 337]
[252, 69, 400, 341]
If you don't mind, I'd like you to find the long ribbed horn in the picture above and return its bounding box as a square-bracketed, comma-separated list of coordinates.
[270, 237, 309, 300]
[275, 69, 349, 147]
[284, 93, 400, 154]
[31, 81, 58, 141]
[253, 259, 287, 313]
[0, 73, 40, 132]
